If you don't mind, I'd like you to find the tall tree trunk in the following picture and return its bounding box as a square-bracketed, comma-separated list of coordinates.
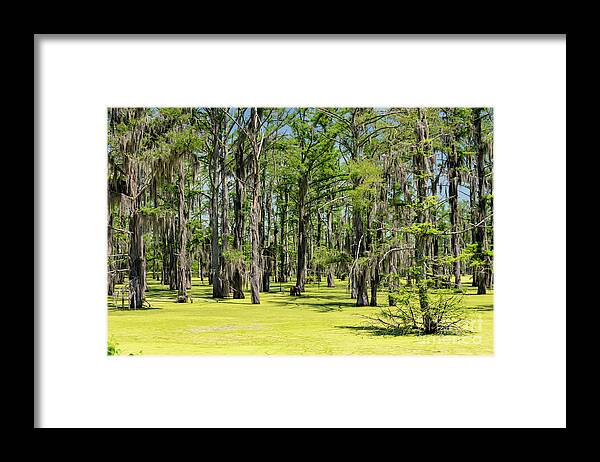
[352, 208, 369, 306]
[485, 141, 494, 289]
[220, 136, 230, 298]
[430, 164, 440, 288]
[350, 113, 369, 307]
[249, 108, 263, 304]
[295, 176, 308, 291]
[278, 188, 288, 283]
[448, 131, 462, 288]
[370, 266, 379, 307]
[232, 125, 246, 299]
[414, 108, 434, 331]
[326, 204, 335, 287]
[112, 107, 148, 310]
[128, 213, 144, 308]
[210, 113, 224, 298]
[198, 251, 203, 281]
[469, 155, 478, 286]
[473, 108, 487, 295]
[161, 233, 168, 286]
[107, 212, 115, 296]
[152, 236, 158, 281]
[315, 216, 322, 283]
[273, 221, 279, 289]
[127, 158, 145, 310]
[176, 158, 188, 303]
[388, 256, 398, 306]
[370, 198, 385, 307]
[170, 225, 176, 290]
[261, 173, 270, 292]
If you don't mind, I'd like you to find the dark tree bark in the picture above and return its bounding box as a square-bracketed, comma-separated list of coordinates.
[326, 204, 335, 287]
[430, 156, 440, 288]
[388, 256, 398, 307]
[262, 246, 271, 292]
[349, 110, 369, 307]
[232, 123, 246, 299]
[485, 141, 494, 289]
[152, 235, 158, 281]
[161, 233, 168, 286]
[370, 196, 385, 307]
[295, 176, 308, 291]
[273, 220, 279, 289]
[469, 154, 478, 286]
[261, 185, 272, 293]
[315, 216, 322, 283]
[448, 127, 462, 288]
[249, 108, 264, 304]
[128, 206, 145, 308]
[261, 173, 270, 292]
[220, 129, 231, 298]
[109, 108, 147, 309]
[370, 266, 379, 307]
[176, 158, 188, 303]
[126, 158, 145, 309]
[278, 188, 289, 283]
[352, 208, 369, 306]
[113, 233, 125, 286]
[209, 111, 224, 298]
[198, 251, 203, 281]
[170, 220, 178, 291]
[107, 212, 115, 296]
[473, 108, 488, 295]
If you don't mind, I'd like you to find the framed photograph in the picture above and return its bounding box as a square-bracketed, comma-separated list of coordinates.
[35, 34, 566, 428]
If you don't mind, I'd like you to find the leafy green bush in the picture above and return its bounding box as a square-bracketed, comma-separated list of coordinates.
[107, 337, 120, 356]
[367, 286, 468, 335]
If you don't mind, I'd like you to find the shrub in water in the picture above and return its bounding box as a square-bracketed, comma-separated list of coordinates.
[367, 285, 468, 335]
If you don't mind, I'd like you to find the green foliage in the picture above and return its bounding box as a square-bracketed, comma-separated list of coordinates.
[348, 158, 381, 183]
[482, 193, 494, 206]
[354, 256, 371, 271]
[312, 245, 330, 267]
[348, 158, 383, 210]
[139, 205, 174, 218]
[222, 248, 247, 268]
[390, 194, 405, 207]
[412, 170, 432, 180]
[107, 336, 120, 356]
[404, 222, 440, 236]
[313, 246, 352, 267]
[373, 285, 468, 335]
[460, 243, 493, 268]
